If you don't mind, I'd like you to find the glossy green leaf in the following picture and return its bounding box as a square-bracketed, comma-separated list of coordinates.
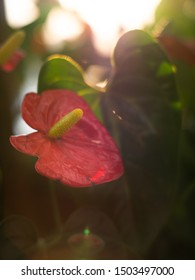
[112, 29, 155, 67]
[111, 30, 177, 99]
[37, 55, 103, 120]
[38, 55, 86, 92]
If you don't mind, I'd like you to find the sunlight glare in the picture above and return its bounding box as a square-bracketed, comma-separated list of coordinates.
[4, 0, 39, 28]
[43, 7, 84, 51]
[58, 0, 160, 55]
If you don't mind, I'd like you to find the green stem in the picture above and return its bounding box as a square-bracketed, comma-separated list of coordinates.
[48, 180, 63, 233]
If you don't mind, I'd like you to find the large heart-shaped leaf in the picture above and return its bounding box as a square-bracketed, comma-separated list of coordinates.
[101, 30, 181, 254]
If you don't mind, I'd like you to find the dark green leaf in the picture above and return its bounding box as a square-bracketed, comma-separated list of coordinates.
[101, 30, 181, 253]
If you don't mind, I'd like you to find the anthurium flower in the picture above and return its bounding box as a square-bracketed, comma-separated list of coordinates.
[0, 31, 25, 72]
[10, 90, 123, 187]
[1, 50, 25, 72]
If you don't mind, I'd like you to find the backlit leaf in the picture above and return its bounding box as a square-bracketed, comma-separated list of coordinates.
[38, 55, 103, 120]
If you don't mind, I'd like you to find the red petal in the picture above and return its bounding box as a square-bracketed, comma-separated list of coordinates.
[158, 35, 195, 65]
[10, 132, 49, 156]
[22, 90, 93, 133]
[35, 130, 123, 187]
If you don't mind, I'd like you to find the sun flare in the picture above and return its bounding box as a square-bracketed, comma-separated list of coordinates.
[4, 0, 160, 55]
[58, 0, 160, 54]
[4, 0, 39, 28]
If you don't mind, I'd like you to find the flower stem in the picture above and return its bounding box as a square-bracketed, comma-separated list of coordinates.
[48, 180, 63, 233]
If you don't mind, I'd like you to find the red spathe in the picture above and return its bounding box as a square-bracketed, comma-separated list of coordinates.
[10, 89, 123, 187]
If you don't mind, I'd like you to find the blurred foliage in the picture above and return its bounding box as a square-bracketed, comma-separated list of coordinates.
[1, 0, 195, 260]
[153, 0, 195, 38]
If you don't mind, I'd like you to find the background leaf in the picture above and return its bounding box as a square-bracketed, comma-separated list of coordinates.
[101, 30, 181, 254]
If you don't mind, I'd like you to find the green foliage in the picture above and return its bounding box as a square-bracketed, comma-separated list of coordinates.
[154, 0, 195, 38]
[101, 30, 181, 254]
[38, 55, 103, 120]
[149, 0, 195, 256]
